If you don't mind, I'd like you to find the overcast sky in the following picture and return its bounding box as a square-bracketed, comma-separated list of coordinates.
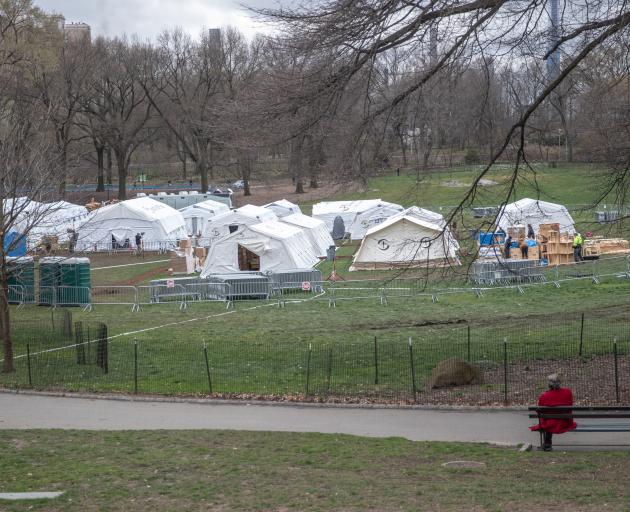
[36, 0, 288, 40]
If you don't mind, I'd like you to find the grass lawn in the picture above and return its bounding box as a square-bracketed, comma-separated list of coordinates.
[3, 274, 630, 402]
[0, 430, 629, 511]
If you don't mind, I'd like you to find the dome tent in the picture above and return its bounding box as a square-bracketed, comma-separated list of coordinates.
[497, 198, 575, 235]
[200, 220, 319, 275]
[179, 199, 230, 236]
[75, 197, 188, 251]
[263, 199, 302, 218]
[312, 199, 403, 239]
[280, 213, 334, 258]
[350, 207, 460, 271]
[202, 204, 277, 241]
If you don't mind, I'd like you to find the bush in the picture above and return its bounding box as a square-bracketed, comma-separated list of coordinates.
[464, 147, 480, 165]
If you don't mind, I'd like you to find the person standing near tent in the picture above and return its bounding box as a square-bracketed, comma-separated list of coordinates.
[504, 235, 512, 259]
[527, 224, 535, 239]
[530, 374, 577, 451]
[573, 232, 584, 262]
[135, 233, 143, 256]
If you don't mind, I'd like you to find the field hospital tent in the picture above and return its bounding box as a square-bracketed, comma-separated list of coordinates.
[179, 199, 229, 236]
[350, 207, 460, 271]
[202, 204, 277, 241]
[263, 199, 302, 218]
[27, 201, 90, 246]
[497, 198, 575, 235]
[312, 200, 403, 239]
[280, 213, 334, 258]
[200, 220, 319, 275]
[75, 197, 188, 251]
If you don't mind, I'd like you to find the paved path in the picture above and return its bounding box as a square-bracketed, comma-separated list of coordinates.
[0, 392, 626, 449]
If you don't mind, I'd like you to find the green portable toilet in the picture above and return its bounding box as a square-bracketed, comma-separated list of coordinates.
[39, 257, 65, 305]
[7, 256, 35, 304]
[58, 257, 91, 306]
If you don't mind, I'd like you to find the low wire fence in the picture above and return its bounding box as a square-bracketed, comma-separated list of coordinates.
[2, 309, 629, 406]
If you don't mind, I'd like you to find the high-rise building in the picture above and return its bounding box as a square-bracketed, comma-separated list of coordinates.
[64, 22, 91, 44]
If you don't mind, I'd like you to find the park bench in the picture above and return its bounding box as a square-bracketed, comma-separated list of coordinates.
[529, 406, 630, 449]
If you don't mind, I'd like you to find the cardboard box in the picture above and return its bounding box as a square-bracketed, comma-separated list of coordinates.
[194, 247, 206, 259]
[510, 248, 522, 259]
[179, 238, 192, 250]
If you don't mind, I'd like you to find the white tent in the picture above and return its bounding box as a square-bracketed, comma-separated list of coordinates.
[350, 208, 460, 271]
[263, 199, 302, 218]
[497, 198, 575, 235]
[200, 220, 319, 275]
[202, 204, 277, 241]
[179, 199, 230, 236]
[27, 201, 90, 245]
[280, 213, 334, 258]
[75, 197, 188, 251]
[312, 199, 403, 239]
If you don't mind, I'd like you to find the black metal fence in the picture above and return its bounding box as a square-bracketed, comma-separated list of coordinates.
[2, 309, 629, 406]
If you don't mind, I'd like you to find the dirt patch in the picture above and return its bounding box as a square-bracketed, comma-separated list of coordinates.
[113, 265, 170, 286]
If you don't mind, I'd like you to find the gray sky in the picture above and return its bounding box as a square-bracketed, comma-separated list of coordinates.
[36, 0, 287, 40]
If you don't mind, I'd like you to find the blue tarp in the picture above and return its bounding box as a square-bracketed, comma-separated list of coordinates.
[4, 232, 27, 257]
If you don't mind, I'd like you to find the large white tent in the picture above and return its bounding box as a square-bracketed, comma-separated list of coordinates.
[350, 207, 460, 270]
[263, 199, 302, 218]
[280, 213, 334, 258]
[202, 204, 277, 241]
[27, 201, 90, 245]
[75, 197, 188, 251]
[200, 220, 319, 275]
[179, 199, 230, 236]
[497, 198, 575, 235]
[312, 199, 404, 239]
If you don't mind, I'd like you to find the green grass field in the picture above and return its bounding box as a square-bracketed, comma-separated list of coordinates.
[1, 430, 629, 511]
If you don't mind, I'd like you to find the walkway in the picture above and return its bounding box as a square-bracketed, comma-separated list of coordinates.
[0, 392, 625, 449]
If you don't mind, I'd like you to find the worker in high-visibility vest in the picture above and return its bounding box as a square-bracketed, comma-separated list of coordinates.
[573, 232, 584, 262]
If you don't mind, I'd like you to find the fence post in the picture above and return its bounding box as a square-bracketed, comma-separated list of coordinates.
[408, 337, 417, 402]
[326, 346, 333, 395]
[134, 339, 138, 395]
[26, 343, 32, 387]
[613, 337, 619, 403]
[578, 313, 584, 357]
[305, 343, 312, 397]
[203, 342, 213, 394]
[503, 338, 508, 405]
[374, 336, 379, 385]
[467, 324, 471, 362]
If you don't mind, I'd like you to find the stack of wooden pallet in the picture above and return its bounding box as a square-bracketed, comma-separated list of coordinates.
[584, 237, 630, 256]
[537, 223, 574, 265]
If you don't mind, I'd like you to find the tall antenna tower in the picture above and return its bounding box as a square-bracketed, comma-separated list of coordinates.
[546, 0, 561, 81]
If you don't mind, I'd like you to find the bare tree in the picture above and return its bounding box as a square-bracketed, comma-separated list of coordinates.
[0, 0, 63, 373]
[83, 39, 156, 200]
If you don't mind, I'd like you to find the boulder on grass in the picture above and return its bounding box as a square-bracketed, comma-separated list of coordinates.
[430, 358, 483, 388]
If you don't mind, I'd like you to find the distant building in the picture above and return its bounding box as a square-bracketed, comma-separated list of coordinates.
[208, 28, 221, 47]
[64, 22, 91, 44]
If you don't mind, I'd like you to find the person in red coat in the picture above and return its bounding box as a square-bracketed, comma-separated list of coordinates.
[530, 374, 577, 451]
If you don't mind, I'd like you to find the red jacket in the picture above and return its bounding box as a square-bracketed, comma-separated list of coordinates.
[530, 388, 578, 434]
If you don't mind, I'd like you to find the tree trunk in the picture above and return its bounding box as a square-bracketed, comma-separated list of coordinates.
[0, 265, 13, 373]
[309, 177, 318, 189]
[116, 152, 127, 200]
[105, 147, 113, 185]
[295, 180, 305, 194]
[182, 158, 187, 180]
[243, 179, 251, 196]
[96, 145, 105, 192]
[196, 160, 209, 193]
[58, 146, 67, 197]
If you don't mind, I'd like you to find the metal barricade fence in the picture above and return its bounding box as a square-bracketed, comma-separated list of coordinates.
[56, 286, 92, 307]
[92, 286, 138, 306]
[137, 284, 187, 304]
[184, 282, 230, 302]
[7, 285, 36, 305]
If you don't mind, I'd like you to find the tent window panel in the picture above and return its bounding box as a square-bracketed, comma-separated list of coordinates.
[238, 245, 260, 271]
[229, 225, 238, 234]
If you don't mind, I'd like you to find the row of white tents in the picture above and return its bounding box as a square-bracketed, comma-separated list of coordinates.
[9, 193, 575, 274]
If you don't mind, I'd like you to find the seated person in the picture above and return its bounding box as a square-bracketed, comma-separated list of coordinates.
[530, 374, 577, 451]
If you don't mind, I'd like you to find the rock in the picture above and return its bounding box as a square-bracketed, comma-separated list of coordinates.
[430, 358, 483, 388]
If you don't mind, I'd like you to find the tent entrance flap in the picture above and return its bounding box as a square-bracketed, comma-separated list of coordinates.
[238, 244, 260, 271]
